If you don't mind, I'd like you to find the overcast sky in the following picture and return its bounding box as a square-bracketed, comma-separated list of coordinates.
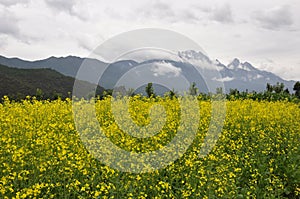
[0, 0, 299, 80]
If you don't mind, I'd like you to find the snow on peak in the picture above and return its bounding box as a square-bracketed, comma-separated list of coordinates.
[177, 50, 220, 70]
[228, 58, 240, 70]
[227, 59, 255, 71]
[178, 50, 211, 63]
[214, 59, 221, 65]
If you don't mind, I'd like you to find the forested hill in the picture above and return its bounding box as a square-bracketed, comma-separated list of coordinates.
[0, 64, 104, 100]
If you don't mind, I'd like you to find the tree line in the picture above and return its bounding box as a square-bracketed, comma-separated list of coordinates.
[2, 81, 300, 103]
[143, 81, 300, 102]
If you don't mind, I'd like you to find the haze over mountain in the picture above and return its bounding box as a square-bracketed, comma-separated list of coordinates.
[0, 51, 296, 94]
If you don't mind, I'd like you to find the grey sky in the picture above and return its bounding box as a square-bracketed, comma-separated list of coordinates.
[0, 0, 299, 80]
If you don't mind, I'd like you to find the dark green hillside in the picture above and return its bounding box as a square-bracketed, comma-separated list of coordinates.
[0, 64, 105, 101]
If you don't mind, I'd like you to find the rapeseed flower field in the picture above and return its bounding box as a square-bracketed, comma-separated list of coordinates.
[0, 96, 299, 198]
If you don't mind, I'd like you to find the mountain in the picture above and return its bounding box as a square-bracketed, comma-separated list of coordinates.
[0, 52, 296, 94]
[214, 57, 295, 92]
[0, 55, 139, 89]
[178, 50, 295, 93]
[0, 55, 107, 79]
[0, 64, 105, 100]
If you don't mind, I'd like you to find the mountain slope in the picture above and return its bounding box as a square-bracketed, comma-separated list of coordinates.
[0, 53, 296, 93]
[0, 55, 107, 78]
[0, 64, 105, 100]
[217, 57, 295, 92]
[178, 50, 296, 92]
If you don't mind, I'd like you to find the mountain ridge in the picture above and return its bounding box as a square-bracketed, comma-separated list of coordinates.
[0, 64, 105, 100]
[0, 52, 296, 94]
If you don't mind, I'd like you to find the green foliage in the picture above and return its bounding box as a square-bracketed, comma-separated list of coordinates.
[1, 63, 299, 103]
[166, 89, 177, 99]
[35, 88, 43, 100]
[225, 82, 300, 102]
[145, 82, 156, 97]
[266, 83, 273, 92]
[274, 82, 285, 94]
[0, 64, 105, 102]
[293, 81, 300, 99]
[266, 82, 285, 94]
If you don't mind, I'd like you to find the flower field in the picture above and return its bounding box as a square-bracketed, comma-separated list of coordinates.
[0, 96, 299, 198]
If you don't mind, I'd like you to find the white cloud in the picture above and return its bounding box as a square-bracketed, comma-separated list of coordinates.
[0, 0, 299, 80]
[0, 0, 29, 6]
[120, 49, 182, 63]
[0, 8, 19, 36]
[212, 76, 234, 82]
[211, 4, 233, 23]
[253, 5, 294, 30]
[255, 58, 300, 81]
[44, 0, 88, 20]
[151, 61, 182, 77]
[0, 35, 7, 47]
[76, 33, 104, 52]
[44, 0, 75, 13]
[137, 1, 176, 23]
[254, 74, 263, 79]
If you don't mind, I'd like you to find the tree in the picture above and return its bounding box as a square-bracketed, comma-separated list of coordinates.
[189, 82, 198, 96]
[274, 82, 284, 94]
[35, 88, 43, 100]
[102, 89, 113, 98]
[52, 91, 62, 100]
[229, 88, 239, 96]
[167, 89, 177, 99]
[284, 88, 290, 94]
[145, 82, 155, 97]
[266, 83, 273, 93]
[293, 81, 300, 98]
[266, 82, 285, 94]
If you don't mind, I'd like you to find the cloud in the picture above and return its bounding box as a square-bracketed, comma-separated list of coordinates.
[151, 61, 182, 77]
[185, 4, 234, 24]
[257, 58, 300, 81]
[0, 0, 29, 6]
[253, 5, 293, 30]
[44, 0, 77, 15]
[0, 7, 38, 44]
[76, 33, 104, 52]
[137, 2, 234, 24]
[44, 0, 75, 11]
[0, 35, 7, 47]
[212, 76, 234, 82]
[44, 0, 90, 20]
[0, 0, 299, 80]
[119, 49, 183, 63]
[211, 4, 233, 23]
[138, 1, 175, 22]
[0, 8, 20, 37]
[180, 10, 200, 24]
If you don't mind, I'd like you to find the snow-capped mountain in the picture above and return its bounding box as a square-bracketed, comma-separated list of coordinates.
[178, 50, 211, 64]
[177, 50, 295, 93]
[227, 58, 256, 71]
[0, 51, 296, 94]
